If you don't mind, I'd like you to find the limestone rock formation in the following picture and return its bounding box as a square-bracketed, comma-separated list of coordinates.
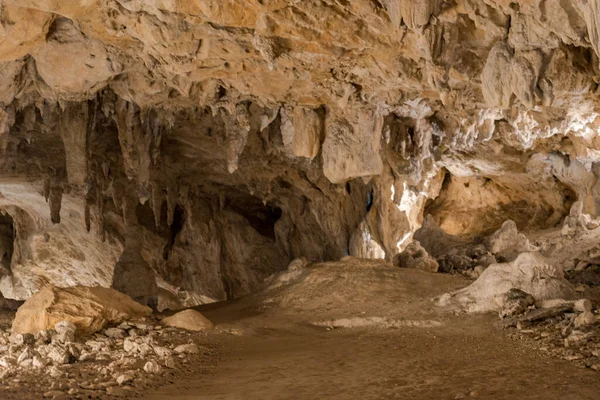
[439, 253, 577, 313]
[0, 0, 599, 309]
[393, 240, 439, 272]
[12, 286, 152, 335]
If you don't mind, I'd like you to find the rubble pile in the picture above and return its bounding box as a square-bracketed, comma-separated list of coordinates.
[0, 316, 216, 399]
[499, 291, 600, 371]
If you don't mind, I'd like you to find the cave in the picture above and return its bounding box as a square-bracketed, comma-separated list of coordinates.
[1, 1, 600, 399]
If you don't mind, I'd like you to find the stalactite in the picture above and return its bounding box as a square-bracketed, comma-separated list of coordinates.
[166, 184, 176, 227]
[151, 182, 163, 228]
[43, 177, 50, 203]
[0, 107, 15, 154]
[48, 180, 63, 224]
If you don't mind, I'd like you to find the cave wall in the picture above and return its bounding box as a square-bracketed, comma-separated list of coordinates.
[2, 1, 600, 304]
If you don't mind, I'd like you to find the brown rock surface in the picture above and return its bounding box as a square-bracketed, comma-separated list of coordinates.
[12, 285, 152, 335]
[0, 0, 599, 318]
[161, 309, 214, 331]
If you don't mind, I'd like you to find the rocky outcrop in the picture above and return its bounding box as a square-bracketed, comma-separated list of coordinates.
[12, 286, 152, 335]
[438, 253, 577, 313]
[1, 1, 600, 306]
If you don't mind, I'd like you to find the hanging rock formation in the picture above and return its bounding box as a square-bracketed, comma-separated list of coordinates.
[0, 1, 600, 307]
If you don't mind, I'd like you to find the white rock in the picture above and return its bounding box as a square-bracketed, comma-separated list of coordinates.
[47, 346, 71, 365]
[0, 356, 17, 368]
[104, 327, 126, 339]
[152, 345, 172, 358]
[32, 355, 48, 368]
[116, 372, 135, 385]
[439, 253, 576, 313]
[34, 330, 54, 345]
[138, 343, 153, 356]
[574, 311, 596, 328]
[54, 321, 77, 335]
[10, 333, 34, 346]
[174, 343, 200, 355]
[123, 338, 138, 353]
[17, 347, 36, 364]
[48, 365, 64, 378]
[143, 360, 162, 374]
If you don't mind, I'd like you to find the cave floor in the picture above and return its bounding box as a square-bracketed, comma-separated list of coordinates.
[145, 267, 600, 400]
[4, 264, 600, 400]
[146, 311, 600, 400]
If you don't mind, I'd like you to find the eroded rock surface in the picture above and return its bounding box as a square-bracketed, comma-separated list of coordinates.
[12, 286, 152, 335]
[0, 1, 600, 313]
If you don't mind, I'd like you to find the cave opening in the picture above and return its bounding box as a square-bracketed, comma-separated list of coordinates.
[0, 212, 15, 272]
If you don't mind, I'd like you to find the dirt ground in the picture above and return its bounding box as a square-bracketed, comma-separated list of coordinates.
[145, 261, 600, 400]
[147, 315, 600, 400]
[3, 259, 600, 399]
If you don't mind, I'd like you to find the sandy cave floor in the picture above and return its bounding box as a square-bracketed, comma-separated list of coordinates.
[2, 265, 600, 400]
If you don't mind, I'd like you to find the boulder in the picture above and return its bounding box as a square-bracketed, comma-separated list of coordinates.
[161, 309, 214, 331]
[12, 285, 152, 335]
[393, 241, 439, 272]
[484, 220, 537, 262]
[438, 252, 576, 313]
[499, 288, 535, 318]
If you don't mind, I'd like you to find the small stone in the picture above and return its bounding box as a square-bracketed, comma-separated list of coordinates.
[128, 329, 140, 338]
[116, 372, 135, 385]
[153, 345, 172, 358]
[11, 333, 35, 346]
[0, 356, 16, 368]
[574, 299, 593, 312]
[78, 351, 94, 362]
[52, 331, 75, 345]
[164, 357, 176, 369]
[43, 390, 64, 398]
[122, 357, 145, 369]
[143, 360, 162, 374]
[105, 328, 126, 339]
[591, 364, 600, 371]
[174, 343, 200, 354]
[48, 366, 64, 378]
[499, 289, 535, 318]
[54, 321, 77, 335]
[117, 322, 132, 330]
[123, 338, 138, 353]
[17, 347, 36, 364]
[35, 330, 54, 345]
[67, 388, 79, 395]
[574, 311, 596, 328]
[32, 355, 48, 368]
[565, 353, 584, 361]
[47, 346, 71, 365]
